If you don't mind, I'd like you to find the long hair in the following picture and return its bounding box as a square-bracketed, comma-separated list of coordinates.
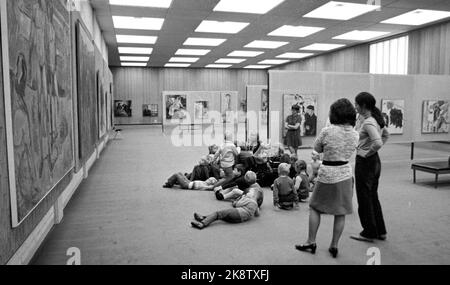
[355, 92, 385, 128]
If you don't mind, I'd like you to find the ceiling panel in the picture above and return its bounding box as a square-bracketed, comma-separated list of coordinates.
[91, 0, 450, 68]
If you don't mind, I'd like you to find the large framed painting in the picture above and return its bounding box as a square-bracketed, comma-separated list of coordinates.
[259, 88, 269, 140]
[283, 94, 317, 137]
[381, 99, 404, 135]
[76, 20, 97, 164]
[4, 0, 74, 226]
[221, 92, 238, 123]
[194, 101, 210, 124]
[422, 100, 449, 134]
[114, 100, 132, 117]
[97, 73, 106, 138]
[165, 94, 187, 123]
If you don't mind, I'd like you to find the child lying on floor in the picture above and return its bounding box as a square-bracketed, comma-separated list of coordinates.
[191, 172, 263, 229]
[163, 173, 217, 191]
[214, 168, 257, 201]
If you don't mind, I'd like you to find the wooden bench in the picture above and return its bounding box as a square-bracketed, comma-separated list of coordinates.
[411, 161, 450, 188]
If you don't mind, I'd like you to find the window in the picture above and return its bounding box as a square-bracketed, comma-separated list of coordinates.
[370, 35, 409, 75]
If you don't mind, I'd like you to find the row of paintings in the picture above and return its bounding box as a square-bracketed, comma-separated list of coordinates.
[114, 101, 159, 118]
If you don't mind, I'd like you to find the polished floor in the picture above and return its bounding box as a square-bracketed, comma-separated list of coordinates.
[33, 126, 450, 265]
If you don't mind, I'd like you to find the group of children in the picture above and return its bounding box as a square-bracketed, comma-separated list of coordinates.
[162, 132, 323, 229]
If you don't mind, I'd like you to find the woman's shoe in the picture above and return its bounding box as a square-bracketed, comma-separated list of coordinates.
[191, 221, 205, 230]
[377, 234, 387, 241]
[329, 247, 338, 258]
[295, 243, 317, 254]
[194, 213, 206, 222]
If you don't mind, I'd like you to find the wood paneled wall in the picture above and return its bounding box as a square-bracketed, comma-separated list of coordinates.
[112, 67, 268, 125]
[274, 45, 370, 73]
[409, 21, 450, 75]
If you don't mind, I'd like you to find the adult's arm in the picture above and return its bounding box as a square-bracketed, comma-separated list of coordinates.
[363, 122, 385, 157]
[313, 129, 326, 154]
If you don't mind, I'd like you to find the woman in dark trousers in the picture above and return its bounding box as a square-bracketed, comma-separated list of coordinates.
[351, 92, 390, 243]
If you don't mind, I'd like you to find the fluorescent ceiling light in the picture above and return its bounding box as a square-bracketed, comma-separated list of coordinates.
[165, 63, 191, 67]
[277, 52, 314, 59]
[109, 0, 172, 8]
[118, 47, 153, 54]
[333, 30, 390, 41]
[216, 58, 246, 64]
[196, 20, 250, 34]
[300, 43, 345, 51]
[245, 40, 289, 49]
[228, 50, 264, 57]
[244, 65, 272, 69]
[116, 35, 157, 44]
[176, 49, 211, 56]
[112, 16, 164, 30]
[214, 0, 285, 14]
[382, 9, 450, 26]
[206, 64, 232, 68]
[259, 59, 290, 65]
[120, 56, 150, 62]
[121, 62, 147, 67]
[169, 57, 200, 63]
[184, 37, 227, 46]
[268, 25, 325, 37]
[304, 1, 380, 21]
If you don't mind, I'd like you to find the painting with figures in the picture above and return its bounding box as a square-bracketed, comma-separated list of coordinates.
[381, 100, 405, 135]
[283, 94, 317, 137]
[115, 100, 132, 117]
[422, 100, 449, 134]
[165, 95, 187, 123]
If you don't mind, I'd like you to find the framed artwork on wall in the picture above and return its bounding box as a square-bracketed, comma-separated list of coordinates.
[114, 100, 132, 117]
[143, 104, 159, 117]
[221, 92, 237, 123]
[422, 100, 449, 134]
[194, 101, 209, 123]
[165, 94, 188, 123]
[381, 99, 405, 135]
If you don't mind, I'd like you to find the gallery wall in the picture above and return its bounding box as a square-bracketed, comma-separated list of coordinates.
[0, 0, 112, 265]
[269, 70, 450, 146]
[112, 67, 268, 125]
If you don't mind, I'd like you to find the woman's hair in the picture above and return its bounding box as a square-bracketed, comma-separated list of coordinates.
[329, 98, 357, 127]
[355, 92, 385, 128]
[295, 160, 307, 173]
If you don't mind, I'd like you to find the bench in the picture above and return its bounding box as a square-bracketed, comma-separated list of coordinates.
[179, 123, 201, 132]
[411, 161, 450, 188]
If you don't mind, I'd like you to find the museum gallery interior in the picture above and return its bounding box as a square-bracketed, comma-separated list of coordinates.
[0, 0, 449, 266]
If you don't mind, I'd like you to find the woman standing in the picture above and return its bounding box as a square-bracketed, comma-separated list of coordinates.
[351, 92, 390, 243]
[285, 105, 302, 156]
[295, 99, 359, 258]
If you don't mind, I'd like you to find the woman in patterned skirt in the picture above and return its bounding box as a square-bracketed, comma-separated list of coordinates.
[295, 99, 359, 258]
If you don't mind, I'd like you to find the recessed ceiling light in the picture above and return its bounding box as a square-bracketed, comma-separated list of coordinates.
[121, 62, 147, 67]
[216, 58, 246, 64]
[333, 30, 390, 41]
[196, 20, 250, 34]
[120, 56, 150, 62]
[244, 65, 272, 69]
[259, 59, 290, 65]
[109, 0, 172, 8]
[304, 1, 380, 21]
[116, 35, 158, 44]
[382, 9, 450, 26]
[206, 64, 233, 68]
[165, 63, 191, 68]
[214, 0, 285, 14]
[112, 16, 164, 30]
[245, 40, 289, 49]
[118, 47, 153, 54]
[268, 25, 325, 37]
[300, 43, 345, 51]
[175, 49, 211, 56]
[228, 50, 264, 57]
[169, 57, 200, 63]
[184, 37, 227, 46]
[276, 52, 314, 59]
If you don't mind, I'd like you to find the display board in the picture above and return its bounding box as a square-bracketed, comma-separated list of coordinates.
[246, 86, 268, 142]
[4, 0, 74, 227]
[269, 71, 450, 145]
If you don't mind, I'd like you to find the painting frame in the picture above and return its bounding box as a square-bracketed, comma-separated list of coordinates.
[114, 100, 132, 117]
[421, 100, 449, 134]
[282, 93, 318, 138]
[381, 99, 405, 135]
[2, 0, 75, 227]
[164, 94, 188, 124]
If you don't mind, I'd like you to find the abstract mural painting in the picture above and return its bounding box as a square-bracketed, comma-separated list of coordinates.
[5, 0, 74, 226]
[381, 99, 404, 135]
[76, 20, 97, 164]
[422, 100, 449, 134]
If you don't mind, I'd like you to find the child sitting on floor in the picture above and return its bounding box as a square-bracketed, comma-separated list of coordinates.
[163, 173, 217, 191]
[294, 160, 310, 202]
[273, 163, 299, 210]
[310, 151, 322, 188]
[191, 172, 263, 229]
